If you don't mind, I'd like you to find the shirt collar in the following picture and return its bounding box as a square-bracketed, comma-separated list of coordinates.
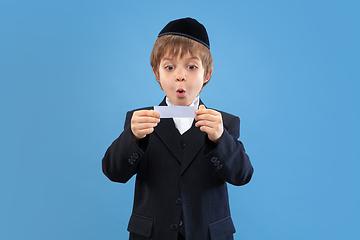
[165, 96, 200, 108]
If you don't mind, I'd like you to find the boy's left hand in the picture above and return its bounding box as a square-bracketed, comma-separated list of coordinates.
[195, 105, 224, 145]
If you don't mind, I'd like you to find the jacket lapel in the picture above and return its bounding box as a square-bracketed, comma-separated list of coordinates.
[180, 122, 206, 175]
[154, 118, 183, 163]
[154, 98, 183, 163]
[180, 99, 207, 174]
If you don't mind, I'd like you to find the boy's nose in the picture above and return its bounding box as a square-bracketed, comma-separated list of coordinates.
[176, 76, 186, 81]
[176, 70, 186, 82]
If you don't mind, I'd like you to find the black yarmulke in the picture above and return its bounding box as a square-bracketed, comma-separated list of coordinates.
[158, 17, 210, 49]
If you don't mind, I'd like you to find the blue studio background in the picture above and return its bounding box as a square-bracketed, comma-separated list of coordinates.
[1, 0, 359, 239]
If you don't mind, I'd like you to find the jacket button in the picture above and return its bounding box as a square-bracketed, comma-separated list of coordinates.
[211, 157, 217, 163]
[175, 198, 182, 205]
[217, 164, 223, 169]
[133, 153, 139, 159]
[181, 142, 186, 149]
[171, 224, 178, 230]
[128, 158, 134, 164]
[214, 160, 221, 166]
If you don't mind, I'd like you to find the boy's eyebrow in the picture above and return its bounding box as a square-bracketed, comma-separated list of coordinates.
[162, 56, 200, 61]
[187, 56, 200, 60]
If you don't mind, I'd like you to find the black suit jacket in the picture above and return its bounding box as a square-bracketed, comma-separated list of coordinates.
[102, 98, 254, 240]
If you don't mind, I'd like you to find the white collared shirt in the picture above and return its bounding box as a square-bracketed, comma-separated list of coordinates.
[165, 96, 200, 135]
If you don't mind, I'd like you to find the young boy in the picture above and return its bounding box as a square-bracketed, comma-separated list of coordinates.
[102, 17, 253, 240]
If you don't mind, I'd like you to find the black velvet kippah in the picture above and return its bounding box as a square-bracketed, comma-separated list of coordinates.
[158, 17, 210, 49]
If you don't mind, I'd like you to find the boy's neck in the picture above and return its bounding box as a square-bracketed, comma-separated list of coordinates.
[166, 96, 200, 107]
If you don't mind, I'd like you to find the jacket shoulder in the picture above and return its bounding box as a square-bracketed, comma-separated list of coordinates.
[217, 110, 238, 121]
[216, 109, 239, 125]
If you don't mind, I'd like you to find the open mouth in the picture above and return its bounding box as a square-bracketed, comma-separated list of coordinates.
[176, 88, 186, 97]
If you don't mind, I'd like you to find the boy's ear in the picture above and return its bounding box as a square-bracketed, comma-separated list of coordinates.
[204, 67, 213, 84]
[152, 68, 159, 82]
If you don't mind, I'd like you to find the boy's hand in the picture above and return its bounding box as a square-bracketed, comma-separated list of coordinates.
[195, 105, 224, 145]
[131, 110, 160, 143]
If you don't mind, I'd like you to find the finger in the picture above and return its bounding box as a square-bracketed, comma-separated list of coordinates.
[195, 113, 218, 122]
[137, 127, 156, 135]
[195, 120, 218, 128]
[196, 107, 220, 117]
[134, 128, 155, 139]
[199, 125, 214, 133]
[198, 125, 221, 138]
[134, 110, 160, 118]
[134, 116, 161, 124]
[132, 111, 161, 123]
[138, 122, 159, 129]
[198, 124, 223, 142]
[149, 110, 160, 118]
[195, 105, 206, 114]
[196, 110, 222, 123]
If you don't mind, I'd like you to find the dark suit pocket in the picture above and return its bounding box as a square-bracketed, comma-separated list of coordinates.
[209, 216, 235, 240]
[127, 214, 154, 238]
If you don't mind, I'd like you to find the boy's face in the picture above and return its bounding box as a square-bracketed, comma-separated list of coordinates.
[155, 51, 212, 106]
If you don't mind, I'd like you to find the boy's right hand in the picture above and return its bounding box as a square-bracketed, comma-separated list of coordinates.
[131, 110, 160, 143]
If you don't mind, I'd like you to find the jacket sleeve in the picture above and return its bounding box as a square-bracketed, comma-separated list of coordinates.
[203, 115, 254, 186]
[102, 111, 148, 183]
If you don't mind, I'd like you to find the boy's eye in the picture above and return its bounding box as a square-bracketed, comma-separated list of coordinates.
[188, 65, 197, 70]
[165, 65, 174, 70]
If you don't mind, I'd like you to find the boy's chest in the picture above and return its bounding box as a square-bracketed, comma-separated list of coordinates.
[143, 118, 207, 173]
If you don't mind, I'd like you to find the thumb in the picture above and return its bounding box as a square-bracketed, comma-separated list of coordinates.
[199, 104, 206, 110]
